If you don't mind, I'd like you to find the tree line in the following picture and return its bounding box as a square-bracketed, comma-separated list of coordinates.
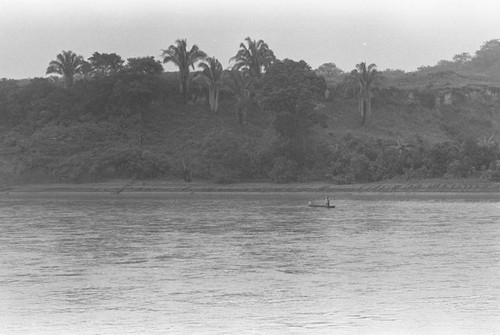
[1, 37, 499, 184]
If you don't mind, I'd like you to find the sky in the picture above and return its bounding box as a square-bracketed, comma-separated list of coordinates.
[1, 0, 500, 79]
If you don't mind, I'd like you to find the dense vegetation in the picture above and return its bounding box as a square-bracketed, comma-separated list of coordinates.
[1, 38, 500, 185]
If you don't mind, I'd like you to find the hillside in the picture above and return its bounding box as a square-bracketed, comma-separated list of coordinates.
[1, 59, 500, 186]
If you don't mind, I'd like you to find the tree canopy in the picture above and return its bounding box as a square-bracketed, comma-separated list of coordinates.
[46, 50, 87, 89]
[230, 37, 276, 78]
[162, 39, 207, 103]
[472, 39, 500, 71]
[260, 59, 326, 138]
[125, 57, 164, 76]
[88, 52, 124, 77]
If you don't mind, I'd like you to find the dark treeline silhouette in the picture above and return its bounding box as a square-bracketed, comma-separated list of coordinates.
[1, 38, 499, 184]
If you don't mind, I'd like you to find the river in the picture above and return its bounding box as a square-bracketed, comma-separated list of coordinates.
[0, 192, 499, 334]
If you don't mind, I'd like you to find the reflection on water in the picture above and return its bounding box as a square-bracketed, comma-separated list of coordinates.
[0, 193, 499, 334]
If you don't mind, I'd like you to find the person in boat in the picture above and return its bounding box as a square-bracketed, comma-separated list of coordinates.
[325, 196, 330, 206]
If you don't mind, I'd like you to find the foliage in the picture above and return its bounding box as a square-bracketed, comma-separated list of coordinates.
[257, 59, 327, 175]
[195, 57, 224, 113]
[424, 142, 460, 177]
[53, 145, 170, 182]
[259, 59, 327, 138]
[46, 50, 87, 89]
[316, 62, 344, 77]
[2, 41, 500, 185]
[125, 57, 164, 76]
[88, 52, 124, 77]
[413, 89, 436, 109]
[162, 39, 207, 103]
[472, 39, 500, 72]
[269, 156, 298, 183]
[201, 130, 253, 183]
[230, 37, 276, 78]
[224, 68, 253, 125]
[352, 62, 379, 125]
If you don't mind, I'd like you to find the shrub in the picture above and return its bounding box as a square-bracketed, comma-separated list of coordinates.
[370, 147, 402, 180]
[201, 130, 254, 182]
[425, 142, 460, 177]
[349, 153, 373, 182]
[447, 158, 473, 178]
[414, 89, 436, 109]
[53, 146, 170, 182]
[269, 156, 298, 183]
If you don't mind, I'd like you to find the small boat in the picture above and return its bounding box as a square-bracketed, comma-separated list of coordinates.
[308, 203, 335, 208]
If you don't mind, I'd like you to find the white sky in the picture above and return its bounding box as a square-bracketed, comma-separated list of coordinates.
[1, 0, 500, 78]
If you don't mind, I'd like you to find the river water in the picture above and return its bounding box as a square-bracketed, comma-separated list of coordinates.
[0, 192, 499, 335]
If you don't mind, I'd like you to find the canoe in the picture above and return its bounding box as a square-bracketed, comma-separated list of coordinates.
[308, 204, 335, 208]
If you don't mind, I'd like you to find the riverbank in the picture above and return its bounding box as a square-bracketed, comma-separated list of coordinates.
[6, 178, 500, 194]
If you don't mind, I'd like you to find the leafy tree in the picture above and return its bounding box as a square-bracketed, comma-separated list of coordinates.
[315, 63, 345, 91]
[352, 62, 379, 126]
[315, 62, 344, 78]
[224, 68, 253, 125]
[46, 50, 87, 89]
[161, 39, 207, 103]
[125, 57, 164, 76]
[259, 59, 326, 168]
[260, 59, 326, 138]
[195, 57, 224, 113]
[472, 39, 500, 71]
[230, 37, 276, 78]
[452, 52, 472, 64]
[88, 52, 124, 77]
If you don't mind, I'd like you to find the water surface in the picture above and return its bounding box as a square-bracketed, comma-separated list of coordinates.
[0, 192, 499, 334]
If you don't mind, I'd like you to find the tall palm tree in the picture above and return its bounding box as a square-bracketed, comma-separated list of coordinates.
[161, 39, 206, 103]
[353, 62, 378, 126]
[196, 57, 224, 113]
[230, 37, 276, 78]
[224, 68, 253, 125]
[46, 50, 86, 89]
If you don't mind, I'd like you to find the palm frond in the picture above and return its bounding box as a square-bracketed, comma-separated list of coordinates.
[46, 50, 85, 88]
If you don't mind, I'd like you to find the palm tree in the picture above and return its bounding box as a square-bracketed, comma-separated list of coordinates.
[161, 39, 207, 103]
[46, 50, 86, 89]
[195, 57, 224, 113]
[224, 68, 253, 125]
[352, 62, 378, 125]
[230, 37, 276, 78]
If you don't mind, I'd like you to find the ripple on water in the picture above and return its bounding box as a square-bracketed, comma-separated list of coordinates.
[0, 194, 499, 334]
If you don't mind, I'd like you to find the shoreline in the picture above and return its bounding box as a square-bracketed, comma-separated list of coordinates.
[5, 179, 500, 194]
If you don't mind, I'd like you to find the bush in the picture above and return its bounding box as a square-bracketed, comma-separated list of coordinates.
[53, 146, 170, 182]
[425, 142, 460, 177]
[414, 89, 436, 109]
[370, 147, 402, 180]
[202, 130, 254, 182]
[483, 160, 500, 181]
[447, 158, 473, 178]
[269, 156, 298, 183]
[349, 153, 373, 182]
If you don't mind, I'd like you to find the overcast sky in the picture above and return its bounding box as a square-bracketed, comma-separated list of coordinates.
[1, 0, 500, 79]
